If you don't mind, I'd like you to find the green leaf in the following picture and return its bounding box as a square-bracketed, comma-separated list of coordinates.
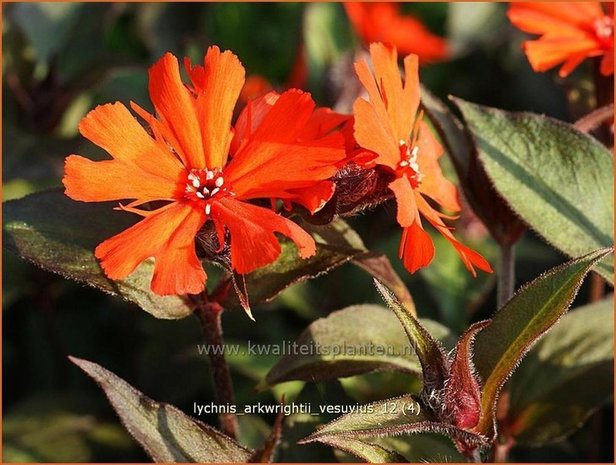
[374, 280, 449, 401]
[473, 248, 612, 437]
[69, 357, 251, 462]
[508, 296, 614, 445]
[300, 395, 486, 450]
[454, 99, 614, 282]
[263, 304, 453, 388]
[3, 190, 192, 319]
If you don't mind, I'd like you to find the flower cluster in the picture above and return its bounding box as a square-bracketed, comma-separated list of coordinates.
[63, 43, 491, 297]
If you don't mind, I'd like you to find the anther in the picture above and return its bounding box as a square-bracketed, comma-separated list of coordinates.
[215, 177, 224, 187]
[205, 204, 212, 215]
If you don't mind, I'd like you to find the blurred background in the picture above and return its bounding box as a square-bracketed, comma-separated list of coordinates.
[3, 2, 612, 462]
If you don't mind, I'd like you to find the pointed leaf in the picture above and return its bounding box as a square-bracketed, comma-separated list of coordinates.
[3, 190, 191, 319]
[508, 296, 614, 445]
[473, 248, 613, 437]
[443, 320, 490, 430]
[300, 395, 487, 450]
[263, 304, 453, 388]
[421, 88, 525, 246]
[454, 98, 614, 282]
[374, 280, 449, 400]
[69, 357, 251, 462]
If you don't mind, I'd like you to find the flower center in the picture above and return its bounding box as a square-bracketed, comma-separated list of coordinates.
[594, 15, 613, 39]
[397, 140, 423, 188]
[184, 168, 232, 215]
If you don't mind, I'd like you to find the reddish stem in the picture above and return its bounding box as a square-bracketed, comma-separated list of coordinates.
[195, 299, 238, 439]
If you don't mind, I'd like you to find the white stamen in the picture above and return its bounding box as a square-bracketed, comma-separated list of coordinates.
[399, 139, 406, 146]
[215, 176, 224, 187]
[210, 187, 220, 196]
[196, 192, 205, 199]
[202, 187, 210, 195]
[206, 170, 214, 180]
[187, 172, 201, 188]
[410, 146, 419, 160]
[399, 160, 409, 167]
[205, 204, 212, 215]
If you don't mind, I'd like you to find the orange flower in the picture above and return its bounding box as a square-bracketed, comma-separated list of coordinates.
[508, 2, 614, 77]
[344, 2, 449, 63]
[63, 46, 346, 296]
[353, 43, 492, 276]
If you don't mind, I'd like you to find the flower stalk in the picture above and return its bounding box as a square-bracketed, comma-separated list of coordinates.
[195, 298, 238, 439]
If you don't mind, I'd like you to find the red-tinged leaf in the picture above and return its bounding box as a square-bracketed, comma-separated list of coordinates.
[314, 436, 407, 463]
[69, 356, 252, 462]
[3, 190, 192, 319]
[262, 304, 453, 388]
[473, 248, 613, 438]
[442, 320, 490, 430]
[299, 395, 488, 453]
[420, 88, 525, 247]
[453, 98, 614, 282]
[374, 280, 449, 406]
[507, 296, 614, 445]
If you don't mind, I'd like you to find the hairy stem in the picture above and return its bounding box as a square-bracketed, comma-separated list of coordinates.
[497, 243, 515, 308]
[196, 300, 238, 439]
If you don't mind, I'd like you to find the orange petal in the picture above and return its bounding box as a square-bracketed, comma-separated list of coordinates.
[345, 3, 448, 62]
[225, 90, 346, 197]
[249, 89, 315, 143]
[389, 176, 417, 228]
[352, 92, 399, 168]
[149, 53, 205, 169]
[95, 202, 207, 295]
[416, 194, 492, 276]
[299, 107, 351, 141]
[523, 36, 600, 74]
[211, 198, 315, 274]
[192, 46, 246, 169]
[399, 220, 435, 273]
[64, 155, 180, 203]
[231, 91, 280, 154]
[228, 132, 345, 200]
[77, 102, 183, 179]
[278, 180, 336, 214]
[508, 2, 603, 33]
[370, 42, 418, 141]
[416, 120, 460, 212]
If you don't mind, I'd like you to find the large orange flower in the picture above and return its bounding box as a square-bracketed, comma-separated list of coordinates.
[344, 2, 449, 63]
[508, 2, 614, 77]
[63, 47, 346, 296]
[353, 42, 492, 276]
